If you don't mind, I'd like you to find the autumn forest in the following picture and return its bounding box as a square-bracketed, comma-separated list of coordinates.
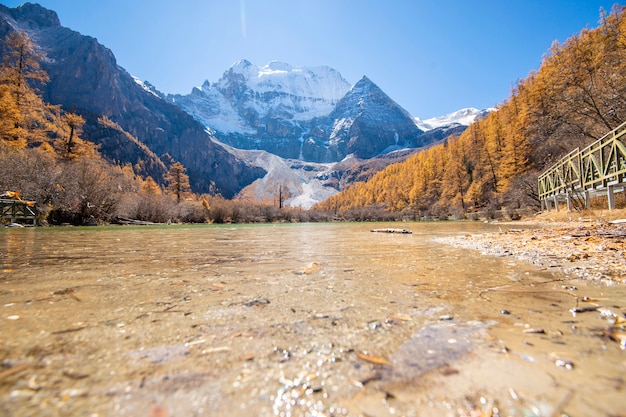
[316, 5, 626, 218]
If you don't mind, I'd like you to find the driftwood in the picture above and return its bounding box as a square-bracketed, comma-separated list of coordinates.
[370, 228, 412, 234]
[112, 216, 158, 226]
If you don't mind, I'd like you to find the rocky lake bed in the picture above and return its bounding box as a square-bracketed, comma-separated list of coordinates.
[0, 218, 625, 417]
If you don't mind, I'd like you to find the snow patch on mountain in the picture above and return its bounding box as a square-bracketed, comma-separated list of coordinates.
[170, 82, 255, 134]
[216, 139, 338, 209]
[415, 107, 493, 131]
[132, 76, 162, 98]
[169, 60, 352, 136]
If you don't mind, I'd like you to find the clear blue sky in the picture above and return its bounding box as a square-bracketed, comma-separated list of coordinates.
[1, 0, 619, 118]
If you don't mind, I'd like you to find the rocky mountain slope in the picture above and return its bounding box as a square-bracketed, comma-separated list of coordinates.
[0, 3, 264, 198]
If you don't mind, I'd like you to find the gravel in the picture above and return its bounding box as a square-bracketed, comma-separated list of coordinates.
[437, 220, 626, 284]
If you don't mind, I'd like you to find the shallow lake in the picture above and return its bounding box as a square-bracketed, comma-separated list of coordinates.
[1, 222, 625, 416]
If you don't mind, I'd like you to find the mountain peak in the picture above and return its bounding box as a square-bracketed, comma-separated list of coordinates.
[352, 75, 390, 97]
[2, 2, 61, 28]
[206, 60, 352, 119]
[262, 60, 293, 73]
[230, 59, 254, 74]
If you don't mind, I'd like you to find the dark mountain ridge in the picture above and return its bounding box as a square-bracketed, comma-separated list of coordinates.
[319, 76, 425, 160]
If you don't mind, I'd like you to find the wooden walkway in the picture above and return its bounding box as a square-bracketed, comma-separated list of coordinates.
[538, 121, 626, 211]
[1, 192, 37, 225]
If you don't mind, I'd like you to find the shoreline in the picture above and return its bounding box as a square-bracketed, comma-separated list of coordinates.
[439, 209, 626, 284]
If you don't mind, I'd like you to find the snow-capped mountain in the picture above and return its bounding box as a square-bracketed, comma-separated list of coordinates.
[168, 61, 424, 163]
[219, 60, 350, 121]
[166, 60, 493, 208]
[415, 107, 493, 131]
[170, 60, 352, 136]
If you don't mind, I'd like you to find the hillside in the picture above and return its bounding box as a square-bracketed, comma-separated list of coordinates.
[315, 5, 626, 218]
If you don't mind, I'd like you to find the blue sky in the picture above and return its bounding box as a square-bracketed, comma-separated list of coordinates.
[1, 0, 619, 118]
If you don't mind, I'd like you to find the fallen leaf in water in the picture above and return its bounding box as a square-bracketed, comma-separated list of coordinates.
[611, 316, 626, 326]
[147, 405, 168, 417]
[62, 370, 89, 380]
[355, 351, 393, 367]
[294, 262, 319, 275]
[609, 330, 626, 349]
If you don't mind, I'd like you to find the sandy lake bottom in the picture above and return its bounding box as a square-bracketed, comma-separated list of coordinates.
[1, 222, 625, 416]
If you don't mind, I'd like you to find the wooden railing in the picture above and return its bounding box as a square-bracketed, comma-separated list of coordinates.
[1, 194, 37, 225]
[538, 121, 626, 210]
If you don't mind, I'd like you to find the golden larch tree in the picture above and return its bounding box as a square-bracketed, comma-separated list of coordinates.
[0, 30, 50, 147]
[164, 162, 191, 203]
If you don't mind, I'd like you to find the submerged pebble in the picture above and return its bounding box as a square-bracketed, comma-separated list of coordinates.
[555, 359, 574, 370]
[271, 347, 292, 362]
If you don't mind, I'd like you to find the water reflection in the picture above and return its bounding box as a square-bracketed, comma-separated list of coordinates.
[1, 227, 35, 272]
